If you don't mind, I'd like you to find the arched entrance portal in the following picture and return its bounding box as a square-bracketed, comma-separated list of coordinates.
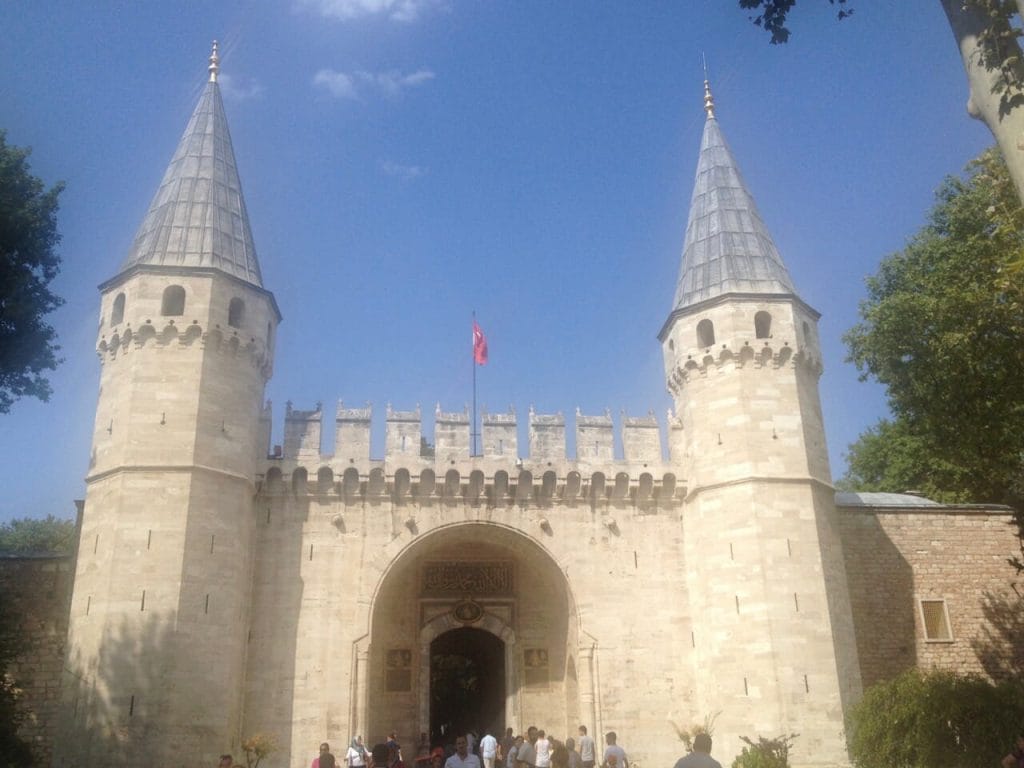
[430, 627, 505, 743]
[364, 522, 584, 745]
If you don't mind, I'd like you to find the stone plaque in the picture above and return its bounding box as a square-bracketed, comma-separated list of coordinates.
[421, 561, 513, 597]
[524, 647, 548, 687]
[386, 648, 412, 692]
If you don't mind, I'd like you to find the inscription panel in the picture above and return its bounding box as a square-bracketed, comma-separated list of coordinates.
[421, 561, 514, 597]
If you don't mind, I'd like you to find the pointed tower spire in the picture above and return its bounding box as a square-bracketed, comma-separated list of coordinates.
[669, 82, 796, 313]
[119, 43, 264, 286]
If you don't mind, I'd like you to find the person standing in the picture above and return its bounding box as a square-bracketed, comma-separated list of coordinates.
[565, 738, 581, 768]
[499, 727, 516, 768]
[602, 733, 627, 768]
[534, 731, 552, 768]
[314, 743, 337, 768]
[672, 733, 721, 768]
[517, 727, 538, 768]
[348, 737, 369, 768]
[480, 731, 499, 768]
[446, 735, 483, 768]
[577, 727, 595, 768]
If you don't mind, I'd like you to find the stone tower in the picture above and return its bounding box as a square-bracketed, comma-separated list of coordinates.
[659, 83, 861, 765]
[57, 45, 279, 766]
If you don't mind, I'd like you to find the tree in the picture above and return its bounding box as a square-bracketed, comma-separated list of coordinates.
[0, 130, 64, 414]
[737, 1, 1024, 210]
[836, 419, 976, 504]
[0, 515, 76, 554]
[848, 668, 1024, 768]
[842, 148, 1024, 511]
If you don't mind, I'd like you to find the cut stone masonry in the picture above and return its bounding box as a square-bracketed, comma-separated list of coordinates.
[274, 400, 671, 465]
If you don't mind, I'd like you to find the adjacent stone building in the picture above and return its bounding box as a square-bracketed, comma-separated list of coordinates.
[50, 48, 1021, 768]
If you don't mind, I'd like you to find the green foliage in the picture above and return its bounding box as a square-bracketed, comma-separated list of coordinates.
[0, 129, 64, 414]
[730, 734, 796, 768]
[736, 2, 1024, 117]
[848, 668, 1024, 768]
[842, 149, 1024, 517]
[838, 419, 974, 504]
[737, 1, 852, 45]
[0, 515, 75, 554]
[967, 1, 1024, 117]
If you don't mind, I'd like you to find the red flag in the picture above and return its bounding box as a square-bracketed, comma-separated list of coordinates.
[473, 319, 488, 365]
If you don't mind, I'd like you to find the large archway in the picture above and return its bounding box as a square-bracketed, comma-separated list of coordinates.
[364, 523, 583, 747]
[430, 627, 505, 743]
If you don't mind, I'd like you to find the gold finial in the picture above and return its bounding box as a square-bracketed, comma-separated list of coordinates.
[208, 40, 219, 83]
[702, 53, 714, 118]
[703, 78, 715, 119]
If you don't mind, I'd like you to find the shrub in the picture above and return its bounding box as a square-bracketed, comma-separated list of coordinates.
[849, 668, 1024, 768]
[731, 734, 796, 768]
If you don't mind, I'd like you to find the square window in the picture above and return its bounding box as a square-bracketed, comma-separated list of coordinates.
[919, 599, 953, 642]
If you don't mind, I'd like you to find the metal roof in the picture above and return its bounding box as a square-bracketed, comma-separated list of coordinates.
[834, 491, 941, 507]
[671, 114, 797, 312]
[119, 79, 263, 286]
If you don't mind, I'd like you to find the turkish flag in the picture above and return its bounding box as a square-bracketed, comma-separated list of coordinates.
[473, 320, 488, 365]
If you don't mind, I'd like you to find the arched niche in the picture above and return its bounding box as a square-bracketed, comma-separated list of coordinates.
[161, 285, 186, 316]
[696, 318, 715, 348]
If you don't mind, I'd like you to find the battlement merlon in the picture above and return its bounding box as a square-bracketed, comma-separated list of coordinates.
[335, 401, 372, 463]
[269, 402, 672, 466]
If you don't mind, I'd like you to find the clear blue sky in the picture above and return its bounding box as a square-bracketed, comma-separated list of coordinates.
[0, 2, 992, 522]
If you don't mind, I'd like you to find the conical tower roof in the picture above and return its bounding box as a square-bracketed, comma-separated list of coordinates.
[671, 82, 795, 312]
[119, 43, 263, 286]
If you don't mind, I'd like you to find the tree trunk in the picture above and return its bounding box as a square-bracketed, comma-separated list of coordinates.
[942, 0, 1024, 202]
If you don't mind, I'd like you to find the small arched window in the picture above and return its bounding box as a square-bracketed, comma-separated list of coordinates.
[755, 311, 772, 339]
[161, 285, 186, 316]
[228, 298, 245, 328]
[110, 293, 126, 326]
[696, 319, 715, 348]
[802, 321, 812, 343]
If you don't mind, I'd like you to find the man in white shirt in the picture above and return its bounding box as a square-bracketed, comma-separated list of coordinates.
[534, 731, 551, 768]
[446, 736, 482, 768]
[480, 732, 499, 768]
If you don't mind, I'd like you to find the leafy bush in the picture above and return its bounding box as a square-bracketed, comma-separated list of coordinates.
[0, 515, 75, 553]
[849, 668, 1024, 768]
[731, 734, 796, 768]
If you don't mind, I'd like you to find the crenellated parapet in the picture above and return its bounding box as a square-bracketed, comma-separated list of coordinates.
[95, 319, 273, 375]
[665, 340, 823, 397]
[267, 401, 673, 466]
[261, 401, 682, 511]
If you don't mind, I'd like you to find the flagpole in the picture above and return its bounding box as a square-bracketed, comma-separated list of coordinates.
[472, 310, 478, 457]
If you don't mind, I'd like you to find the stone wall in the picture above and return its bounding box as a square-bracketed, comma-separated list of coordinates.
[0, 553, 74, 766]
[838, 504, 1023, 687]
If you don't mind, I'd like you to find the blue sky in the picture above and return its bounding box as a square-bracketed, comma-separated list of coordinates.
[0, 2, 992, 522]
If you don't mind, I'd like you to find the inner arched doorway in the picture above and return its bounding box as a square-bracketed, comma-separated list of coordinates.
[430, 627, 505, 743]
[364, 522, 584, 746]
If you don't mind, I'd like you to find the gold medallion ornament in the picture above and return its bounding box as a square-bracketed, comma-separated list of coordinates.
[452, 599, 483, 624]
